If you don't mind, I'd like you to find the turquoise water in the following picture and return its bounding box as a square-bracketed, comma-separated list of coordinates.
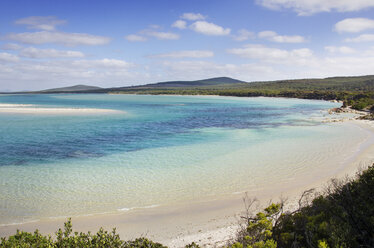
[0, 94, 368, 224]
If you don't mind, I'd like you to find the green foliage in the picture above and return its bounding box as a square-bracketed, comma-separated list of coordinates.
[231, 165, 374, 248]
[184, 242, 200, 248]
[231, 203, 280, 248]
[0, 219, 166, 248]
[273, 165, 374, 248]
[0, 229, 54, 248]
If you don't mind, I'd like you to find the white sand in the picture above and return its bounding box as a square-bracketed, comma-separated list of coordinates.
[0, 103, 124, 115]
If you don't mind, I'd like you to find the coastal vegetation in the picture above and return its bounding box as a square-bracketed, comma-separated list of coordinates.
[110, 75, 374, 112]
[1, 165, 373, 248]
[230, 165, 374, 248]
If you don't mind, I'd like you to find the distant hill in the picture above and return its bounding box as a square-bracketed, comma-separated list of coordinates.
[41, 85, 102, 93]
[141, 77, 246, 88]
[111, 77, 246, 90]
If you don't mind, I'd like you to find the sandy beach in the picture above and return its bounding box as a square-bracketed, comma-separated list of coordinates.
[0, 117, 373, 247]
[0, 104, 125, 115]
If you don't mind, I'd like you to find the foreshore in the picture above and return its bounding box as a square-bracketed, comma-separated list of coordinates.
[0, 117, 373, 247]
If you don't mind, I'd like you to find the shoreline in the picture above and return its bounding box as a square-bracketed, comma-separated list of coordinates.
[0, 119, 373, 247]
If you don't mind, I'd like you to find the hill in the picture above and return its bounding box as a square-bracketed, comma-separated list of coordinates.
[110, 77, 246, 90]
[41, 85, 102, 93]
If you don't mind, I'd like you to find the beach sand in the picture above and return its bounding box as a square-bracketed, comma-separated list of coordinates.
[0, 104, 124, 115]
[0, 120, 373, 247]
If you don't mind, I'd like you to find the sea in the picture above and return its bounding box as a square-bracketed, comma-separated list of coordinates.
[0, 94, 370, 225]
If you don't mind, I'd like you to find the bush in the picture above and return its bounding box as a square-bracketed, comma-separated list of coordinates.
[0, 219, 166, 248]
[232, 165, 374, 248]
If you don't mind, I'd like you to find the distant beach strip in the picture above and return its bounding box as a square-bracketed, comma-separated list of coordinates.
[0, 103, 125, 115]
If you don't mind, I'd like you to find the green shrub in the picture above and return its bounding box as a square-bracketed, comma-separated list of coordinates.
[0, 219, 166, 248]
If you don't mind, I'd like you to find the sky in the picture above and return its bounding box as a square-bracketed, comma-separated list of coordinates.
[1, 0, 374, 91]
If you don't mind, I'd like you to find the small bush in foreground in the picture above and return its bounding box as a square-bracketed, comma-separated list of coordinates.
[0, 219, 166, 248]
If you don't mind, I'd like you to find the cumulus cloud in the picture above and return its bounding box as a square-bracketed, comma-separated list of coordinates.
[0, 52, 19, 62]
[125, 34, 147, 42]
[345, 34, 374, 42]
[172, 20, 187, 29]
[180, 13, 205, 21]
[258, 30, 306, 43]
[335, 18, 374, 33]
[233, 29, 255, 41]
[324, 46, 356, 54]
[15, 16, 66, 31]
[227, 44, 313, 65]
[149, 50, 214, 59]
[190, 21, 230, 36]
[19, 47, 85, 58]
[4, 31, 111, 46]
[257, 0, 374, 15]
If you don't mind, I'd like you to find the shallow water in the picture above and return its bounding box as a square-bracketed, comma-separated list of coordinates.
[0, 94, 369, 224]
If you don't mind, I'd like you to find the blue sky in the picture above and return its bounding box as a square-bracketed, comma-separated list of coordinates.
[1, 0, 374, 91]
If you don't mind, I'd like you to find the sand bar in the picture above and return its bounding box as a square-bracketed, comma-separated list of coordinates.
[0, 103, 124, 115]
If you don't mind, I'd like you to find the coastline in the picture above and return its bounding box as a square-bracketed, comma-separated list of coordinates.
[0, 118, 373, 247]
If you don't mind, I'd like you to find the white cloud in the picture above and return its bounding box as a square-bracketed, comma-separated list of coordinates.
[227, 44, 313, 65]
[233, 29, 255, 41]
[149, 50, 214, 59]
[324, 46, 356, 54]
[180, 13, 205, 21]
[15, 16, 66, 31]
[149, 24, 161, 29]
[315, 56, 374, 77]
[190, 21, 230, 36]
[335, 18, 374, 33]
[1, 43, 23, 50]
[125, 34, 147, 42]
[364, 46, 374, 56]
[19, 47, 85, 58]
[172, 20, 187, 29]
[345, 34, 374, 42]
[4, 31, 111, 46]
[72, 58, 132, 68]
[257, 0, 374, 15]
[142, 30, 180, 40]
[0, 52, 19, 62]
[258, 30, 306, 43]
[127, 27, 180, 41]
